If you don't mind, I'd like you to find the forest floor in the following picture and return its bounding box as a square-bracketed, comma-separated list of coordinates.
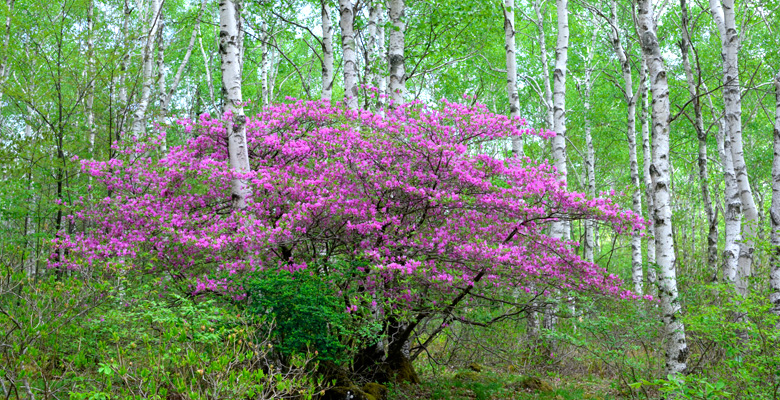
[388, 367, 621, 400]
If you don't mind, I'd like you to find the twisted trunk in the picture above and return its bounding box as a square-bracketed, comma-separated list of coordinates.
[131, 0, 162, 138]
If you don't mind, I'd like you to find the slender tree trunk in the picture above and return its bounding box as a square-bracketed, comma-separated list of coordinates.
[605, 0, 642, 294]
[770, 69, 780, 324]
[680, 0, 718, 277]
[583, 18, 596, 264]
[376, 5, 386, 109]
[131, 0, 162, 139]
[321, 0, 334, 101]
[721, 116, 742, 284]
[155, 5, 167, 151]
[117, 0, 131, 136]
[367, 3, 379, 90]
[218, 0, 251, 210]
[503, 0, 523, 157]
[532, 0, 553, 128]
[636, 0, 688, 375]
[0, 0, 13, 83]
[639, 58, 657, 296]
[709, 0, 755, 297]
[162, 0, 207, 119]
[339, 0, 358, 109]
[260, 22, 270, 106]
[542, 0, 569, 334]
[198, 24, 217, 110]
[86, 0, 95, 157]
[387, 0, 405, 106]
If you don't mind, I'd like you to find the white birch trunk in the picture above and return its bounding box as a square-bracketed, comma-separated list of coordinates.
[722, 117, 742, 284]
[367, 3, 379, 91]
[161, 0, 207, 119]
[770, 69, 780, 324]
[583, 21, 596, 264]
[387, 0, 405, 106]
[606, 0, 642, 295]
[503, 0, 523, 157]
[339, 0, 359, 110]
[218, 0, 251, 209]
[86, 0, 95, 157]
[550, 0, 569, 240]
[709, 0, 756, 297]
[542, 0, 569, 334]
[640, 58, 657, 295]
[533, 0, 553, 128]
[681, 0, 718, 276]
[376, 6, 386, 109]
[636, 0, 688, 375]
[260, 22, 270, 106]
[321, 0, 334, 101]
[155, 6, 167, 151]
[117, 0, 131, 134]
[131, 0, 162, 139]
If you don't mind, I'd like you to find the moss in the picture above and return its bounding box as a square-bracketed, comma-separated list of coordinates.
[467, 362, 482, 372]
[453, 371, 481, 381]
[516, 376, 554, 392]
[362, 382, 388, 400]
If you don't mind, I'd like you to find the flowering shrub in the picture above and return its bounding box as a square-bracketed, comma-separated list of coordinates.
[58, 98, 645, 320]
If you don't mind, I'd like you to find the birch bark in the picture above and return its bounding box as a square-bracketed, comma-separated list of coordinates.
[86, 0, 95, 157]
[709, 0, 756, 297]
[339, 0, 358, 109]
[605, 0, 642, 294]
[117, 0, 131, 135]
[639, 59, 657, 295]
[218, 0, 251, 209]
[636, 0, 688, 375]
[321, 0, 334, 101]
[260, 22, 270, 106]
[550, 0, 569, 241]
[131, 0, 162, 139]
[388, 0, 405, 106]
[583, 16, 596, 263]
[771, 69, 780, 323]
[680, 0, 718, 276]
[532, 0, 553, 128]
[503, 0, 523, 157]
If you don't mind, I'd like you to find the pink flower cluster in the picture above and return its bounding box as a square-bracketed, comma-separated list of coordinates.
[57, 99, 647, 304]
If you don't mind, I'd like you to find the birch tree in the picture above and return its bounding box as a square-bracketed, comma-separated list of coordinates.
[581, 15, 597, 264]
[594, 0, 643, 294]
[502, 0, 522, 157]
[771, 68, 780, 323]
[339, 0, 358, 109]
[321, 0, 334, 101]
[636, 0, 688, 375]
[709, 0, 756, 297]
[680, 0, 718, 277]
[85, 0, 95, 157]
[639, 59, 657, 295]
[130, 0, 162, 138]
[388, 0, 405, 106]
[218, 0, 251, 209]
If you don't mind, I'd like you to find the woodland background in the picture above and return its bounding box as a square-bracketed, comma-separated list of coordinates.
[1, 0, 780, 399]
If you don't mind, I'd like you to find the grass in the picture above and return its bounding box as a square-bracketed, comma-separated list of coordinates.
[387, 368, 621, 400]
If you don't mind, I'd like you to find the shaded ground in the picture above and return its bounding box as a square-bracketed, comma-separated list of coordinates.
[386, 367, 620, 400]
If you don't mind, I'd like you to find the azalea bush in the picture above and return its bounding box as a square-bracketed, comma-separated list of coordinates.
[57, 99, 646, 381]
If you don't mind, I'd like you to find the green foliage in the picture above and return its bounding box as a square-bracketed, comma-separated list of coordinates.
[244, 265, 380, 365]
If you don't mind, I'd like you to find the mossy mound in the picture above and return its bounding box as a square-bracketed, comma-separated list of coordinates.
[467, 362, 482, 372]
[515, 376, 554, 392]
[362, 382, 388, 400]
[321, 386, 377, 400]
[453, 371, 481, 381]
